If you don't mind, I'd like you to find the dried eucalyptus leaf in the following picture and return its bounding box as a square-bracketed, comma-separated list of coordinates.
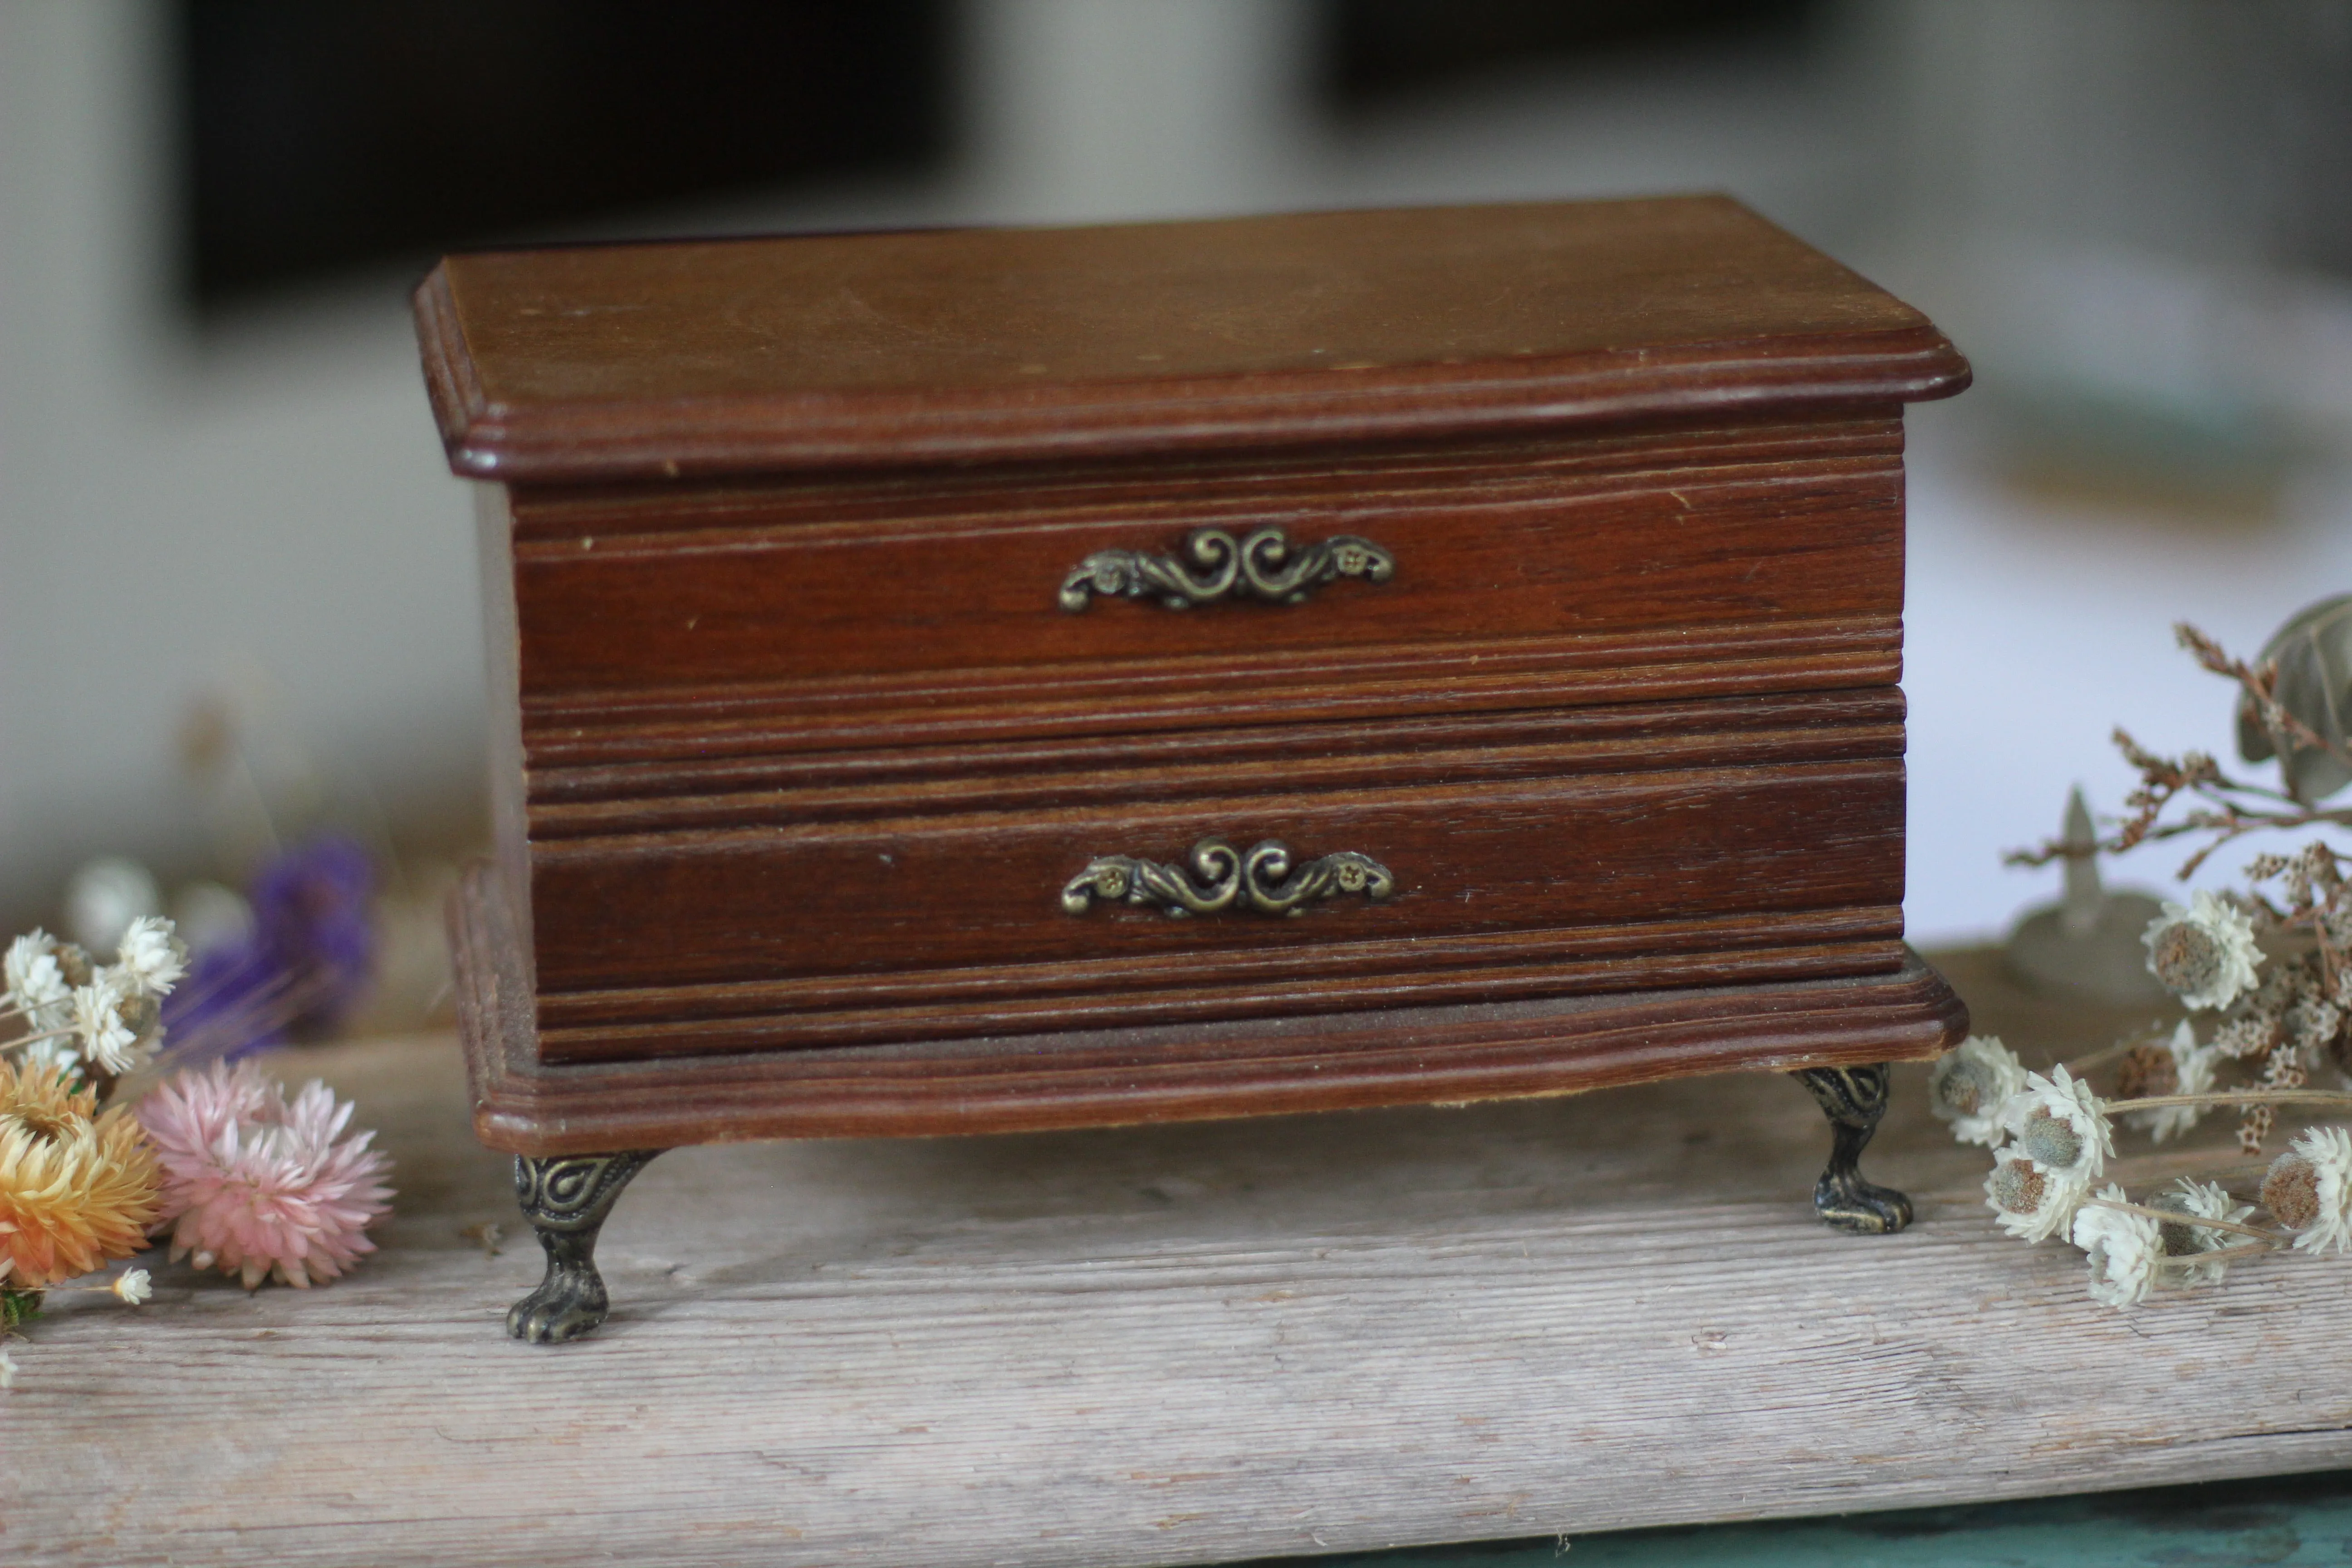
[2237, 593, 2352, 803]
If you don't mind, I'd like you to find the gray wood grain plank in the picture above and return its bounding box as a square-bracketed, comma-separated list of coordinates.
[5, 954, 2337, 1568]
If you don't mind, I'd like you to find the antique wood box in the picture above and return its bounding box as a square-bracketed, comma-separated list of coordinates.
[415, 197, 1972, 1339]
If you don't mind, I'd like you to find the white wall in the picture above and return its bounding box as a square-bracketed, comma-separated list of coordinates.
[0, 1, 486, 920]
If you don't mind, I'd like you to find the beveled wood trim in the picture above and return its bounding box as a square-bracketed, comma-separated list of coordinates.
[431, 339, 1961, 483]
[535, 905, 1905, 1030]
[515, 619, 1904, 766]
[496, 413, 1909, 537]
[415, 200, 1968, 484]
[526, 691, 1906, 832]
[537, 937, 1908, 1063]
[451, 862, 1965, 1152]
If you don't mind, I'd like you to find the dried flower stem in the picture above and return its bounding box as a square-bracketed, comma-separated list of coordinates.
[2080, 1195, 2285, 1247]
[2104, 1090, 2352, 1114]
[0, 1025, 73, 1053]
[2059, 1035, 2162, 1077]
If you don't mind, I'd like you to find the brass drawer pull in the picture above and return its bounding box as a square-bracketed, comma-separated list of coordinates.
[1058, 526, 1393, 612]
[1061, 837, 1395, 918]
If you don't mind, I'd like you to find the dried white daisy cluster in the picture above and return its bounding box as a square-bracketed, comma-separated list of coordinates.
[1, 916, 187, 1088]
[2004, 610, 2352, 1156]
[1924, 1034, 2328, 1307]
[1979, 1058, 2111, 1245]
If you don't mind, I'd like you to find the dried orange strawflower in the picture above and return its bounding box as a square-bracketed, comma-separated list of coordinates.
[0, 1058, 161, 1289]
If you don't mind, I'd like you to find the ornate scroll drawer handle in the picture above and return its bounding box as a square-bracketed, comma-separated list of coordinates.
[1058, 526, 1394, 612]
[1061, 837, 1395, 918]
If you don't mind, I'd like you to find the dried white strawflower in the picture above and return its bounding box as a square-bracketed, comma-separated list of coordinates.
[2148, 1178, 2257, 1289]
[2073, 1184, 2164, 1306]
[2116, 1021, 2219, 1142]
[1987, 1147, 2090, 1243]
[1928, 1034, 2029, 1147]
[111, 1267, 152, 1305]
[1998, 1066, 2113, 1183]
[2142, 892, 2263, 1011]
[70, 974, 160, 1077]
[112, 916, 186, 999]
[2261, 1125, 2352, 1255]
[4, 929, 88, 1036]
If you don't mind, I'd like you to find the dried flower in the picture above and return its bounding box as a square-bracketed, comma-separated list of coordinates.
[4, 929, 88, 1036]
[2147, 1178, 2257, 1289]
[2073, 1184, 2164, 1306]
[112, 916, 187, 999]
[111, 1267, 151, 1305]
[1999, 1066, 2113, 1182]
[1929, 1034, 2029, 1147]
[247, 836, 377, 1034]
[2261, 1125, 2352, 1255]
[2116, 1021, 2219, 1142]
[137, 1060, 393, 1289]
[70, 974, 160, 1077]
[1987, 1147, 2090, 1243]
[2142, 892, 2263, 1011]
[0, 1059, 162, 1289]
[159, 837, 380, 1064]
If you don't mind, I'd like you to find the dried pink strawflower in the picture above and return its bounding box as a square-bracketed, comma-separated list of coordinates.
[135, 1060, 392, 1289]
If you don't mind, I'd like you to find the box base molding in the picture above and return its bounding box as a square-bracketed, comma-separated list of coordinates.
[451, 862, 1968, 1156]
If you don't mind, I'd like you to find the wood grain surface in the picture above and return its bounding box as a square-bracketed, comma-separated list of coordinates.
[415, 198, 1966, 482]
[501, 419, 1905, 700]
[10, 951, 2343, 1568]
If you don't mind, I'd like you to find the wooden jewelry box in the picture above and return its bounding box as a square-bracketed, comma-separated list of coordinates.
[416, 197, 1972, 1342]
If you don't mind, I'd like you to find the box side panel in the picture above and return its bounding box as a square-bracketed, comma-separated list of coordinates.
[475, 482, 534, 988]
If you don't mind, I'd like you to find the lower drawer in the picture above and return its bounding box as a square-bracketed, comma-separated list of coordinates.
[524, 751, 1905, 1063]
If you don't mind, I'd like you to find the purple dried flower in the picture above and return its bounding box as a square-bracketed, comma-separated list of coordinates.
[248, 835, 376, 1032]
[158, 835, 378, 1064]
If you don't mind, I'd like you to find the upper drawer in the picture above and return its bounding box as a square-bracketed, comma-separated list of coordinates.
[504, 417, 1908, 764]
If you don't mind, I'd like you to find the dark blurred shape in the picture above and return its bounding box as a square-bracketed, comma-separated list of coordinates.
[162, 834, 379, 1063]
[179, 0, 950, 310]
[1323, 0, 1818, 105]
[2239, 593, 2352, 805]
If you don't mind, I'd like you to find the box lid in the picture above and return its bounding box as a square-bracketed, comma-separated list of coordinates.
[415, 196, 1967, 484]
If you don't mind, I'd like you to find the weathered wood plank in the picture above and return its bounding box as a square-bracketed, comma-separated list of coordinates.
[5, 951, 2341, 1568]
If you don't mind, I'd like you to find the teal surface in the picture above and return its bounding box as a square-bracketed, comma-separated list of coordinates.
[1231, 1472, 2352, 1568]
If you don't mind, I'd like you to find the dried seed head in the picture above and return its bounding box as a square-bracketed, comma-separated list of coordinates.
[2149, 921, 2225, 998]
[1989, 1157, 2049, 1216]
[2263, 1152, 2320, 1230]
[1927, 1036, 2027, 1148]
[2018, 1107, 2083, 1170]
[2114, 1042, 2180, 1101]
[1932, 1057, 1986, 1117]
[2242, 1103, 2278, 1156]
[2146, 1191, 2200, 1257]
[2142, 892, 2264, 1011]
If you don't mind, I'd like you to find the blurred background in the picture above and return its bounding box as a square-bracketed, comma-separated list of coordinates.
[3, 0, 2351, 1018]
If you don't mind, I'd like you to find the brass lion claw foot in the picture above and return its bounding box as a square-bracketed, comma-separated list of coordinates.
[1791, 1063, 1912, 1235]
[507, 1150, 662, 1343]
